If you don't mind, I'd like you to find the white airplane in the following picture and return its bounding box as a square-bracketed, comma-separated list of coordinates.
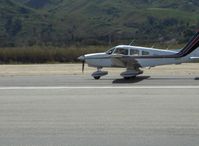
[78, 31, 199, 80]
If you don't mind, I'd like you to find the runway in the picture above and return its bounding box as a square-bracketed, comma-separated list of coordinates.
[0, 74, 199, 87]
[0, 75, 199, 146]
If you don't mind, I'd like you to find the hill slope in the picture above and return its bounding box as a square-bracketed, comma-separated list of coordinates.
[0, 0, 199, 47]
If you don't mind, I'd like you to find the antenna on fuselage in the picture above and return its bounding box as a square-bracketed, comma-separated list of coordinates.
[129, 40, 135, 46]
[151, 44, 155, 48]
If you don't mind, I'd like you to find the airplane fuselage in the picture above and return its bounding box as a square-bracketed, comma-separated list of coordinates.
[83, 45, 193, 68]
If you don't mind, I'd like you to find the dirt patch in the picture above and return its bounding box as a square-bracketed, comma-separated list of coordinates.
[0, 63, 198, 76]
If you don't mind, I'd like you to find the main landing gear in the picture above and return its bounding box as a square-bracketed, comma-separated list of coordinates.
[92, 68, 108, 80]
[91, 68, 143, 80]
[120, 69, 143, 80]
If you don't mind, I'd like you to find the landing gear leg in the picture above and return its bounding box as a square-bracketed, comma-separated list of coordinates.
[92, 67, 108, 80]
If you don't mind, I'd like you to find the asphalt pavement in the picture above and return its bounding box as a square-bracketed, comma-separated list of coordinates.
[0, 75, 199, 146]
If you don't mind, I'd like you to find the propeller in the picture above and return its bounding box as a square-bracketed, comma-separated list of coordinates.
[78, 55, 85, 73]
[82, 60, 85, 73]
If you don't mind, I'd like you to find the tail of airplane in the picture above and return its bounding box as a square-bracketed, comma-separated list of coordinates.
[176, 30, 199, 57]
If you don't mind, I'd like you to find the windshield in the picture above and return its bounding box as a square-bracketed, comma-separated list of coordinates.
[106, 48, 115, 55]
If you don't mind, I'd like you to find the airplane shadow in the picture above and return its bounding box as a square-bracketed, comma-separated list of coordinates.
[112, 76, 150, 84]
[195, 77, 199, 80]
[149, 77, 199, 80]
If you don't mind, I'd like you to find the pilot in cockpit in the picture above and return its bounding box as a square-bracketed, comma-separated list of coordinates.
[114, 48, 128, 55]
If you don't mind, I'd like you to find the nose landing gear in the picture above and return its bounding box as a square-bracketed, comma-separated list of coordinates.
[92, 68, 108, 80]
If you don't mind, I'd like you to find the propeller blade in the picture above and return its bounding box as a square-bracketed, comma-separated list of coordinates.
[78, 55, 85, 73]
[82, 60, 85, 73]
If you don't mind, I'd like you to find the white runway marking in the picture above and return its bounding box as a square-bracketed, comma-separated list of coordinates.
[0, 86, 199, 90]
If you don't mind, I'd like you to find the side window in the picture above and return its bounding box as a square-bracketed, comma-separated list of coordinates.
[114, 48, 128, 55]
[130, 49, 139, 56]
[142, 51, 150, 56]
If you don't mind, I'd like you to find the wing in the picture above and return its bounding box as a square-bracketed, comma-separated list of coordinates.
[111, 54, 141, 69]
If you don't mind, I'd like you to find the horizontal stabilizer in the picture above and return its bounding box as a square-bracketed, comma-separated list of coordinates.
[190, 57, 199, 60]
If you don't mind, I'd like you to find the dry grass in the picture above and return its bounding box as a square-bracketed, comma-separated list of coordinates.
[0, 46, 108, 64]
[0, 63, 199, 76]
[0, 43, 185, 64]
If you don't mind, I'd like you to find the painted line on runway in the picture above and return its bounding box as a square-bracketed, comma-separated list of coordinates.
[0, 86, 199, 90]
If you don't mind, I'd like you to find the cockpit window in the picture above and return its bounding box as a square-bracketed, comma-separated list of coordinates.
[114, 48, 128, 55]
[106, 48, 115, 55]
[130, 49, 139, 56]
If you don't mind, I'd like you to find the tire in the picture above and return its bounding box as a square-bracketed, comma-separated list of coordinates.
[124, 77, 131, 80]
[124, 76, 136, 80]
[94, 76, 100, 80]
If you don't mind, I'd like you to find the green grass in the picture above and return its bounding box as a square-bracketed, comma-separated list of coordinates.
[147, 8, 199, 23]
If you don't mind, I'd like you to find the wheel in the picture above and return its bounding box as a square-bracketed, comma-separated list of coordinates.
[124, 76, 136, 80]
[124, 77, 131, 80]
[94, 76, 101, 80]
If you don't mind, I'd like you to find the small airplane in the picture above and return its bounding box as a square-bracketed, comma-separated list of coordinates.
[78, 30, 199, 80]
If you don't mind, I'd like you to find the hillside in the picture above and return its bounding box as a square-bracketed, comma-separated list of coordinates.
[0, 0, 199, 47]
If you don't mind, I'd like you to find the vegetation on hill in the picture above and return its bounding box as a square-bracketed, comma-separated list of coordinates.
[0, 0, 198, 48]
[0, 0, 199, 63]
